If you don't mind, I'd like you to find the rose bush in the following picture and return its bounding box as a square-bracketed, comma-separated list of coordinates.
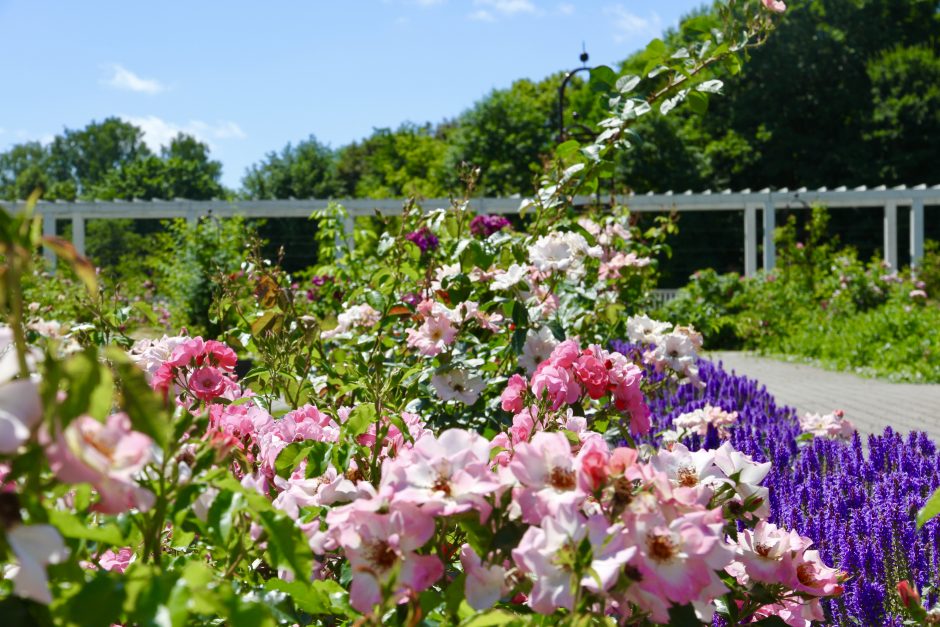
[0, 3, 862, 625]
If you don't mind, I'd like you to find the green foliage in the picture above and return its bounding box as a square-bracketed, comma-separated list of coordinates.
[242, 134, 340, 199]
[918, 240, 940, 298]
[444, 78, 559, 195]
[336, 123, 451, 198]
[661, 207, 940, 381]
[659, 269, 748, 349]
[866, 44, 940, 184]
[90, 134, 225, 201]
[151, 216, 254, 335]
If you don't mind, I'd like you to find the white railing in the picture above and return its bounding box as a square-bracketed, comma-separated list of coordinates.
[10, 184, 940, 274]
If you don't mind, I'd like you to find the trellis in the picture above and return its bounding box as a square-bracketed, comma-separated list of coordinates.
[15, 184, 940, 274]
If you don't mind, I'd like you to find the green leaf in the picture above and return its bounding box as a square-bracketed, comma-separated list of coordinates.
[644, 38, 666, 58]
[688, 90, 709, 114]
[207, 490, 242, 545]
[589, 65, 616, 90]
[460, 609, 526, 626]
[106, 348, 170, 449]
[229, 605, 275, 627]
[666, 603, 701, 627]
[251, 310, 281, 337]
[264, 579, 350, 616]
[555, 140, 581, 160]
[511, 301, 529, 328]
[510, 328, 527, 355]
[917, 486, 940, 528]
[49, 510, 125, 545]
[344, 403, 376, 437]
[65, 573, 127, 627]
[615, 74, 641, 94]
[257, 510, 314, 579]
[59, 350, 114, 424]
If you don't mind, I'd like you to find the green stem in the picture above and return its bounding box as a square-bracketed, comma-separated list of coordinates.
[8, 262, 31, 379]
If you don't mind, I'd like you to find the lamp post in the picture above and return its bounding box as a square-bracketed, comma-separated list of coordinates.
[557, 46, 595, 143]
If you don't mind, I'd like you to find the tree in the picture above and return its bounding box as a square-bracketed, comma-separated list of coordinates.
[46, 117, 151, 195]
[91, 134, 225, 200]
[242, 135, 339, 199]
[866, 45, 940, 185]
[335, 123, 450, 198]
[0, 142, 47, 200]
[445, 78, 558, 196]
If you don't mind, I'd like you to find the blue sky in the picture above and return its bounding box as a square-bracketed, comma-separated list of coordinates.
[0, 0, 704, 189]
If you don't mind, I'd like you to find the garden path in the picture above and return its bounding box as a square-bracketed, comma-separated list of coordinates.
[706, 351, 940, 441]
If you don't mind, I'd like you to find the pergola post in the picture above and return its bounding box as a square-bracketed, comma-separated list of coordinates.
[342, 215, 355, 252]
[910, 198, 925, 268]
[42, 214, 57, 267]
[72, 212, 85, 257]
[762, 200, 776, 272]
[744, 205, 758, 276]
[883, 201, 898, 269]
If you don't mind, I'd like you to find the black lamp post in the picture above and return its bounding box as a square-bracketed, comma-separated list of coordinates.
[557, 46, 596, 143]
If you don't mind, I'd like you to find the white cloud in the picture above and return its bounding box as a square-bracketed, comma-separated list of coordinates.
[557, 3, 575, 15]
[468, 9, 495, 20]
[474, 0, 536, 15]
[123, 115, 246, 151]
[604, 5, 662, 42]
[103, 64, 166, 94]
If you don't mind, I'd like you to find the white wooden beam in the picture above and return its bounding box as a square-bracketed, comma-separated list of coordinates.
[42, 214, 56, 267]
[72, 212, 85, 258]
[744, 205, 758, 277]
[883, 202, 898, 269]
[762, 200, 776, 272]
[910, 198, 925, 268]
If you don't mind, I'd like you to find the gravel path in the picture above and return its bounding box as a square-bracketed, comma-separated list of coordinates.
[707, 351, 940, 441]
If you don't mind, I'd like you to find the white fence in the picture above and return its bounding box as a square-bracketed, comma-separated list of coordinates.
[13, 184, 940, 274]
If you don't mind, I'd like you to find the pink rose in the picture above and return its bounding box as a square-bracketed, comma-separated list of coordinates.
[531, 365, 580, 410]
[548, 339, 581, 369]
[98, 547, 134, 573]
[762, 0, 786, 12]
[203, 340, 237, 370]
[46, 413, 155, 514]
[573, 353, 609, 399]
[189, 366, 227, 402]
[608, 446, 639, 474]
[578, 438, 609, 491]
[500, 375, 527, 413]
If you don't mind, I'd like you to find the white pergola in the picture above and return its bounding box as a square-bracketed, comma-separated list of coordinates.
[17, 183, 940, 275]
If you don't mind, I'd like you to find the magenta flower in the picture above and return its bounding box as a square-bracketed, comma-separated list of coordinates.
[573, 352, 608, 399]
[500, 374, 527, 413]
[98, 547, 135, 573]
[531, 365, 580, 410]
[762, 0, 786, 12]
[189, 366, 227, 402]
[45, 413, 155, 514]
